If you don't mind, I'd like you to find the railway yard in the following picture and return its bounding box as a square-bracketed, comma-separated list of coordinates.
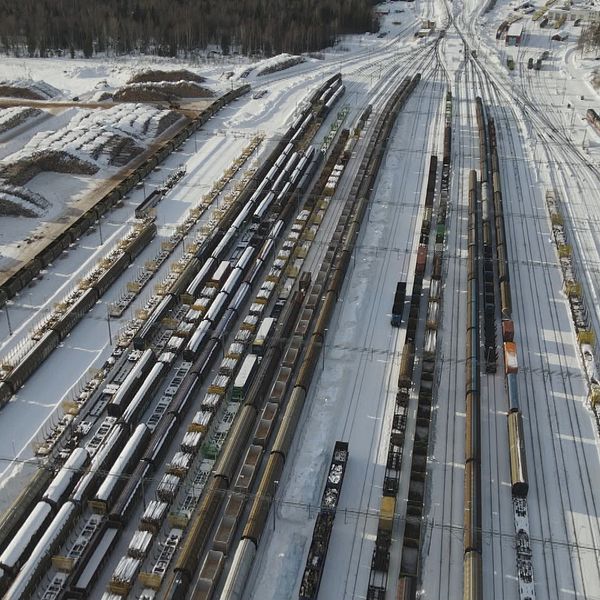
[1, 0, 600, 598]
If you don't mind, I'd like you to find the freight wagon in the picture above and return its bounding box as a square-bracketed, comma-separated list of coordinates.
[0, 86, 250, 308]
[231, 354, 260, 402]
[0, 221, 157, 406]
[135, 189, 163, 219]
[391, 281, 407, 327]
[252, 317, 276, 355]
[299, 441, 349, 600]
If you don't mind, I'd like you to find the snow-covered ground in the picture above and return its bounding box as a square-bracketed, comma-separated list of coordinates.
[0, 1, 420, 507]
[250, 1, 600, 599]
[2, 0, 600, 598]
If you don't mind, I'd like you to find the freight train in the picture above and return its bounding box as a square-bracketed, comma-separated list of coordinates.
[220, 74, 423, 600]
[132, 95, 327, 354]
[546, 189, 600, 405]
[0, 72, 347, 600]
[463, 169, 483, 600]
[485, 103, 535, 600]
[0, 220, 157, 409]
[0, 467, 54, 561]
[0, 85, 251, 308]
[396, 90, 452, 600]
[299, 441, 349, 600]
[0, 449, 88, 582]
[396, 152, 446, 600]
[390, 281, 407, 326]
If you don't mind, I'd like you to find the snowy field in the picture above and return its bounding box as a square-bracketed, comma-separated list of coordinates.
[0, 2, 423, 504]
[249, 0, 600, 599]
[1, 0, 600, 598]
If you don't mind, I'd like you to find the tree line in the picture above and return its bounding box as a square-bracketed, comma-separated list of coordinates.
[577, 22, 600, 54]
[0, 0, 379, 58]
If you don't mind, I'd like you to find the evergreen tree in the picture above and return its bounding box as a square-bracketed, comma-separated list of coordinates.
[0, 0, 378, 57]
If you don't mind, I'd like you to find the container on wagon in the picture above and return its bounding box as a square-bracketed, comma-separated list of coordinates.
[503, 342, 518, 374]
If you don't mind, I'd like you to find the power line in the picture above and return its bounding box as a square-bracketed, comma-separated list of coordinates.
[1, 454, 599, 555]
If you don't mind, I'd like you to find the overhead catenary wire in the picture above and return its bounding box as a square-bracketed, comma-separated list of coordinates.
[0, 455, 599, 556]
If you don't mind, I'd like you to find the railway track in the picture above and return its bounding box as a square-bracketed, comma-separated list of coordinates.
[469, 71, 511, 600]
[235, 65, 430, 600]
[462, 0, 600, 345]
[421, 33, 474, 600]
[338, 60, 444, 600]
[175, 108, 359, 600]
[424, 39, 598, 595]
[502, 105, 598, 597]
[466, 53, 535, 600]
[532, 70, 600, 354]
[431, 7, 533, 600]
[0, 38, 414, 482]
[474, 93, 510, 600]
[0, 18, 432, 516]
[471, 47, 600, 598]
[466, 34, 596, 600]
[7, 4, 600, 600]
[293, 39, 451, 600]
[292, 43, 426, 281]
[251, 20, 425, 92]
[0, 78, 352, 597]
[495, 94, 572, 599]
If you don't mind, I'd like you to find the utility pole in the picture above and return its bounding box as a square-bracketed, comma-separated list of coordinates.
[272, 480, 279, 529]
[1, 293, 12, 336]
[4, 304, 12, 337]
[107, 310, 112, 345]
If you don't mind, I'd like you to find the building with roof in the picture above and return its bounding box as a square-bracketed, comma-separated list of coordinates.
[506, 22, 524, 45]
[547, 5, 600, 20]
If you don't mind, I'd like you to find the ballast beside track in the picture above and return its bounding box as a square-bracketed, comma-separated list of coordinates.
[218, 73, 423, 600]
[0, 74, 346, 600]
[485, 106, 535, 600]
[0, 86, 251, 307]
[396, 90, 452, 600]
[463, 168, 482, 600]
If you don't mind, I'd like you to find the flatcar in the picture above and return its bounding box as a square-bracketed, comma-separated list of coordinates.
[508, 411, 529, 497]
